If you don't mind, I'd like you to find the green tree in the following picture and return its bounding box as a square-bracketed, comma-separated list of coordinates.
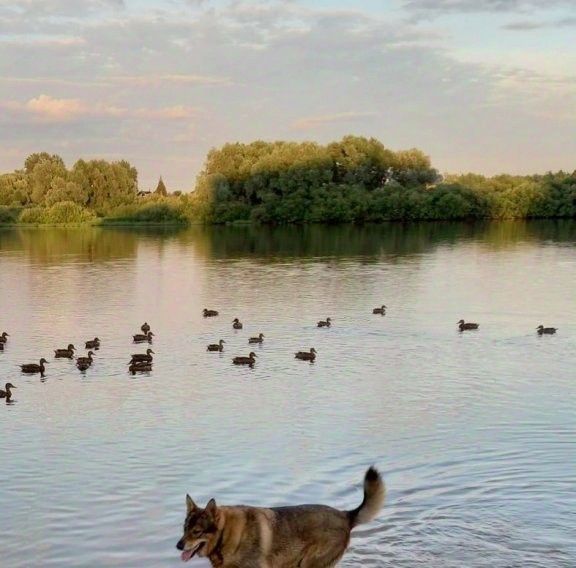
[44, 178, 87, 207]
[71, 159, 138, 214]
[28, 154, 67, 204]
[0, 172, 30, 205]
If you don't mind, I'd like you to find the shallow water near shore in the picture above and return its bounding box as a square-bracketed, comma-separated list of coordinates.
[0, 221, 575, 567]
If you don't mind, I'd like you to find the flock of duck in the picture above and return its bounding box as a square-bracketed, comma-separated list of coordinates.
[0, 309, 560, 402]
[200, 308, 558, 368]
[203, 308, 320, 366]
[0, 323, 159, 401]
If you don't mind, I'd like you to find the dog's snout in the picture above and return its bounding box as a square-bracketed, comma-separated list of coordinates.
[176, 538, 185, 551]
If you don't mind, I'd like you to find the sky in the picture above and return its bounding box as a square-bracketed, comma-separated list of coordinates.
[0, 0, 575, 190]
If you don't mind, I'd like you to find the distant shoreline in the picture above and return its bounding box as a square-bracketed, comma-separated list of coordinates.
[2, 140, 576, 226]
[2, 217, 576, 230]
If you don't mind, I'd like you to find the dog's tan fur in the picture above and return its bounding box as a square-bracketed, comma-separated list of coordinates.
[176, 467, 385, 568]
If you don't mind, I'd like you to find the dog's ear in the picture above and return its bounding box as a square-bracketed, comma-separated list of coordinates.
[186, 494, 197, 514]
[205, 498, 218, 518]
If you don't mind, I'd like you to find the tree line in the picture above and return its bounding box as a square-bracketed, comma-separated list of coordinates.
[1, 138, 575, 225]
[191, 136, 576, 223]
[0, 152, 176, 224]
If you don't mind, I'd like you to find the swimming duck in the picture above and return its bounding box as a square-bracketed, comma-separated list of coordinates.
[537, 325, 557, 335]
[295, 348, 317, 361]
[203, 309, 219, 318]
[133, 331, 154, 343]
[76, 359, 91, 371]
[20, 358, 48, 376]
[233, 352, 257, 366]
[207, 340, 225, 352]
[130, 348, 154, 363]
[458, 320, 479, 331]
[76, 351, 95, 367]
[317, 318, 332, 328]
[232, 318, 243, 330]
[248, 333, 265, 344]
[129, 362, 152, 374]
[373, 305, 387, 315]
[0, 383, 16, 400]
[85, 337, 100, 350]
[54, 344, 75, 359]
[0, 332, 9, 343]
[141, 322, 151, 334]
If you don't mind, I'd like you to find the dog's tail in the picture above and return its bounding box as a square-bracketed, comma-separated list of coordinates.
[348, 467, 385, 528]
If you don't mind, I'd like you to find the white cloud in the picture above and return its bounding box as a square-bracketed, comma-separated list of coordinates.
[293, 112, 380, 130]
[503, 16, 576, 30]
[1, 95, 199, 123]
[0, 0, 124, 17]
[110, 74, 232, 87]
[404, 0, 576, 15]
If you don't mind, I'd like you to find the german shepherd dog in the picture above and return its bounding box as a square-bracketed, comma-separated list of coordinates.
[176, 467, 385, 567]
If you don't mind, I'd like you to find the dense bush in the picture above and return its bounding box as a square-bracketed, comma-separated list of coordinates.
[44, 201, 96, 224]
[18, 202, 95, 224]
[192, 136, 441, 224]
[191, 137, 576, 223]
[102, 200, 188, 224]
[18, 207, 46, 224]
[0, 206, 20, 224]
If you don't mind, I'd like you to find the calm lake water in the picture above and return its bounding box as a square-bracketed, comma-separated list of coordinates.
[0, 222, 575, 567]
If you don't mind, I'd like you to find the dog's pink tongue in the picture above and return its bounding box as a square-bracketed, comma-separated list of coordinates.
[181, 550, 195, 562]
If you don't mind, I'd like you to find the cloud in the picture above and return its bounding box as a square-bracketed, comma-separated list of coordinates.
[26, 95, 111, 121]
[0, 73, 231, 89]
[1, 95, 199, 123]
[133, 105, 199, 120]
[0, 0, 124, 18]
[503, 16, 576, 30]
[0, 0, 575, 188]
[404, 0, 576, 15]
[502, 20, 546, 30]
[293, 112, 380, 130]
[110, 74, 232, 87]
[0, 36, 87, 47]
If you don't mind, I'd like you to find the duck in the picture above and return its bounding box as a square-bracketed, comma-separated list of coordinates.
[537, 325, 557, 335]
[20, 358, 48, 376]
[76, 351, 95, 367]
[203, 309, 219, 318]
[232, 318, 243, 330]
[317, 318, 332, 328]
[0, 383, 16, 400]
[295, 348, 317, 361]
[207, 339, 225, 352]
[129, 362, 152, 374]
[458, 319, 479, 331]
[76, 359, 91, 371]
[130, 348, 154, 363]
[233, 352, 257, 366]
[85, 337, 100, 350]
[0, 332, 9, 343]
[248, 333, 265, 344]
[373, 305, 387, 315]
[133, 331, 154, 343]
[54, 344, 75, 359]
[141, 322, 151, 334]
